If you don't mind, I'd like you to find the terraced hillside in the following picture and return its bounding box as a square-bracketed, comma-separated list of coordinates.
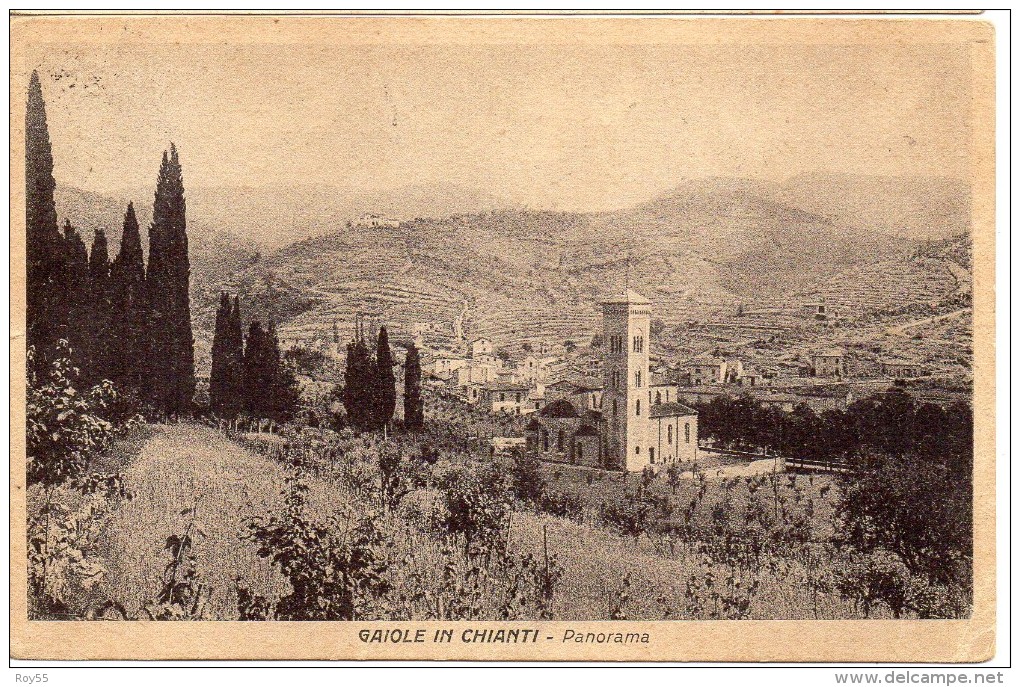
[57, 176, 970, 370]
[226, 179, 927, 350]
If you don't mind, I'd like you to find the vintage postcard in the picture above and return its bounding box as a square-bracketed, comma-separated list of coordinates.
[9, 14, 996, 662]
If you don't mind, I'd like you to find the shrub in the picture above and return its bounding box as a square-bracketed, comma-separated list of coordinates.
[242, 477, 392, 620]
[536, 489, 584, 522]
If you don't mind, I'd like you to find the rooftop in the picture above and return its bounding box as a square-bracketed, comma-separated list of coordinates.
[648, 402, 699, 418]
[601, 289, 651, 305]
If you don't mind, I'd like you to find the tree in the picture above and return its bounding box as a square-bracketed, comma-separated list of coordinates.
[373, 326, 396, 430]
[224, 296, 245, 418]
[26, 71, 63, 369]
[208, 293, 232, 416]
[86, 229, 113, 384]
[146, 144, 195, 415]
[109, 203, 149, 397]
[242, 321, 272, 419]
[266, 320, 300, 424]
[343, 337, 373, 431]
[403, 343, 424, 430]
[59, 220, 90, 372]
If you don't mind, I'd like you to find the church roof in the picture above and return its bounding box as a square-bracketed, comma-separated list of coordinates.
[648, 402, 699, 418]
[601, 289, 651, 305]
[538, 399, 580, 418]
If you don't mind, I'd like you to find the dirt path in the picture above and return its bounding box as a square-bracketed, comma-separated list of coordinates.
[884, 308, 970, 338]
[93, 423, 291, 619]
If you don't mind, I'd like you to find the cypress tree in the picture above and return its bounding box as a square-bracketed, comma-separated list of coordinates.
[110, 203, 148, 397]
[374, 326, 396, 430]
[86, 229, 113, 384]
[266, 320, 300, 423]
[242, 321, 272, 419]
[25, 70, 62, 368]
[343, 334, 373, 431]
[60, 220, 90, 371]
[147, 143, 194, 416]
[403, 343, 424, 430]
[209, 292, 231, 416]
[224, 295, 245, 418]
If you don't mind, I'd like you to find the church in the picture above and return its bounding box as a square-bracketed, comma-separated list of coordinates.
[525, 290, 698, 471]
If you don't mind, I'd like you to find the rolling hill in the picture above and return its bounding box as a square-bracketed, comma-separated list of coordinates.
[54, 173, 970, 366]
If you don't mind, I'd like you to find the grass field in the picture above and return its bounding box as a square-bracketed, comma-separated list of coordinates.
[59, 422, 878, 620]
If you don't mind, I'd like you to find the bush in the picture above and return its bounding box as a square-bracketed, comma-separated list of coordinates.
[242, 477, 392, 620]
[536, 489, 584, 522]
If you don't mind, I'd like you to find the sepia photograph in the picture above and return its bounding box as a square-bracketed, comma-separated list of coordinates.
[9, 13, 998, 664]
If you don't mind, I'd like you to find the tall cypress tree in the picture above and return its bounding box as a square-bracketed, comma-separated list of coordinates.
[403, 342, 424, 430]
[110, 203, 148, 397]
[60, 220, 90, 371]
[224, 295, 245, 418]
[86, 229, 112, 384]
[343, 334, 373, 431]
[374, 326, 396, 430]
[242, 321, 272, 419]
[209, 292, 231, 416]
[266, 320, 300, 423]
[147, 143, 194, 416]
[26, 70, 62, 368]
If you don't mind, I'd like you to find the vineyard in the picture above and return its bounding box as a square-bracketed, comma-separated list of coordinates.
[28, 404, 971, 621]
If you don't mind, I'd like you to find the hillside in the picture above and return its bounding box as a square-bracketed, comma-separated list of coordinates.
[106, 181, 512, 249]
[55, 174, 970, 367]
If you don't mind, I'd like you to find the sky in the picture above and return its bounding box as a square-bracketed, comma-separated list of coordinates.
[24, 30, 974, 212]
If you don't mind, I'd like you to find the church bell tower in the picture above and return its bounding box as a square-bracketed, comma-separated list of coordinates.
[600, 290, 651, 471]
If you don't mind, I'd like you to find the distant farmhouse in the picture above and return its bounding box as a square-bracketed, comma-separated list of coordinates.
[526, 290, 698, 472]
[351, 213, 401, 229]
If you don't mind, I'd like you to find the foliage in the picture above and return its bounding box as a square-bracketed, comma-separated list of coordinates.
[374, 326, 397, 429]
[241, 319, 301, 424]
[141, 504, 211, 620]
[836, 448, 972, 595]
[26, 70, 63, 370]
[145, 143, 195, 416]
[434, 460, 514, 554]
[403, 343, 424, 430]
[510, 450, 546, 503]
[109, 202, 150, 396]
[209, 292, 245, 418]
[27, 343, 120, 488]
[833, 549, 911, 619]
[536, 489, 583, 522]
[242, 477, 392, 620]
[28, 476, 128, 618]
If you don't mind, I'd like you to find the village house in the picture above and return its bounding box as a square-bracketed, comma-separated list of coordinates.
[479, 382, 532, 415]
[684, 355, 744, 385]
[880, 357, 925, 379]
[351, 213, 401, 229]
[808, 348, 846, 378]
[518, 354, 562, 384]
[647, 371, 678, 407]
[432, 353, 468, 377]
[801, 300, 834, 321]
[470, 336, 497, 364]
[456, 359, 501, 386]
